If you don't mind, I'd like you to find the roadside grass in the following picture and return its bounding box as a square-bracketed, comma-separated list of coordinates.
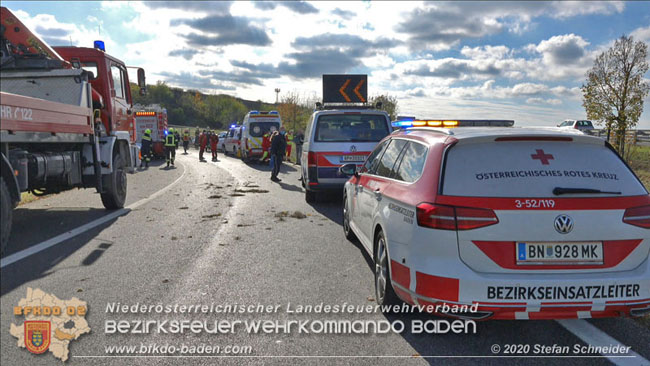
[625, 145, 650, 327]
[18, 191, 41, 206]
[626, 145, 650, 190]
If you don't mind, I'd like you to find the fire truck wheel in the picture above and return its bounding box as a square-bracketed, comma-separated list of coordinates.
[0, 177, 12, 254]
[101, 153, 127, 209]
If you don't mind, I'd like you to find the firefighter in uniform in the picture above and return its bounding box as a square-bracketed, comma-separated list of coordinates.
[199, 130, 208, 162]
[165, 128, 177, 167]
[182, 129, 190, 154]
[261, 131, 271, 162]
[210, 130, 219, 161]
[140, 128, 152, 168]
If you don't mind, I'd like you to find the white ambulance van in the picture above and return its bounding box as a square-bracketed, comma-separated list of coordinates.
[240, 111, 282, 161]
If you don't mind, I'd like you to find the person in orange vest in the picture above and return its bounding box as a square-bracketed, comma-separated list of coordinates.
[210, 130, 219, 161]
[285, 130, 294, 161]
[182, 129, 190, 154]
[199, 130, 208, 162]
[261, 130, 271, 162]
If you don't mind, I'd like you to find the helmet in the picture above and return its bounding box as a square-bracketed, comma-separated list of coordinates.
[168, 127, 174, 133]
[144, 128, 151, 135]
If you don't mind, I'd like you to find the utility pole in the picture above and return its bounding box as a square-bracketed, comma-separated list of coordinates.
[274, 88, 280, 104]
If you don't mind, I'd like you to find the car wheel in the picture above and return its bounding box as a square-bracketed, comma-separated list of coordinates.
[375, 229, 400, 306]
[343, 192, 357, 241]
[100, 153, 127, 209]
[305, 189, 317, 203]
[0, 177, 13, 255]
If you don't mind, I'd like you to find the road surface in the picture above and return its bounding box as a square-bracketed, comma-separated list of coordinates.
[1, 150, 649, 365]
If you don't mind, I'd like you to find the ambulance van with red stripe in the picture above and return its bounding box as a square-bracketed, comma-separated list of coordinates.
[341, 120, 650, 320]
[300, 107, 392, 202]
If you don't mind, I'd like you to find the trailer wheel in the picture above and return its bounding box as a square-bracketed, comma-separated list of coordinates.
[101, 153, 127, 209]
[1, 177, 12, 254]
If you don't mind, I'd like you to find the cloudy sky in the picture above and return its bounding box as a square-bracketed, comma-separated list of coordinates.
[5, 1, 650, 128]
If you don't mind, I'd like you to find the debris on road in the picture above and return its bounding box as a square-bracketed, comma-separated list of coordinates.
[274, 211, 307, 219]
[234, 188, 269, 194]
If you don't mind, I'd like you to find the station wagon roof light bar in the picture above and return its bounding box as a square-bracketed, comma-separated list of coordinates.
[392, 118, 515, 129]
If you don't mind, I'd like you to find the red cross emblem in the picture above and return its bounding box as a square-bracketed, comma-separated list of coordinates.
[531, 149, 554, 165]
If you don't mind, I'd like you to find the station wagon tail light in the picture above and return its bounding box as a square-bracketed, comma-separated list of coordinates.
[416, 203, 456, 230]
[623, 205, 650, 228]
[308, 151, 317, 166]
[416, 203, 499, 230]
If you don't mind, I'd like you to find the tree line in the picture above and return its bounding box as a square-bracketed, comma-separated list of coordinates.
[130, 82, 275, 130]
[130, 82, 399, 132]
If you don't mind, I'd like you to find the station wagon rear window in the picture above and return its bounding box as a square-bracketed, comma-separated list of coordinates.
[442, 141, 647, 197]
[315, 114, 389, 142]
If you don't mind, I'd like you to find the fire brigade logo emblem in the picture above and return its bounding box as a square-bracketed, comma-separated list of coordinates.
[24, 321, 51, 354]
[350, 145, 357, 152]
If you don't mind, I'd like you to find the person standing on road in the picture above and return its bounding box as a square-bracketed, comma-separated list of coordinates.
[140, 128, 152, 168]
[210, 130, 219, 161]
[294, 129, 304, 165]
[182, 129, 190, 154]
[164, 128, 177, 168]
[174, 129, 181, 149]
[261, 130, 271, 162]
[199, 129, 208, 162]
[270, 130, 286, 182]
[194, 128, 200, 149]
[285, 130, 294, 162]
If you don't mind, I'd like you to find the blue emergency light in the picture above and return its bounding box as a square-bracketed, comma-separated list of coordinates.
[94, 40, 105, 52]
[269, 111, 278, 115]
[249, 111, 259, 115]
[164, 129, 169, 136]
[391, 120, 416, 128]
[391, 119, 459, 128]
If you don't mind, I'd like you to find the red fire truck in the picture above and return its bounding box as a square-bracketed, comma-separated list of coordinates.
[134, 107, 168, 158]
[0, 7, 146, 252]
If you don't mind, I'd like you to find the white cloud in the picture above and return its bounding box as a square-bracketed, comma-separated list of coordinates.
[631, 25, 650, 43]
[526, 97, 563, 105]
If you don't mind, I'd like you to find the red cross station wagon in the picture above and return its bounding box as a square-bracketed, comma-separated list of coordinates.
[340, 119, 650, 320]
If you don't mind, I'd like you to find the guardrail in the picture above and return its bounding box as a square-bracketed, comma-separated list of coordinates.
[589, 129, 650, 145]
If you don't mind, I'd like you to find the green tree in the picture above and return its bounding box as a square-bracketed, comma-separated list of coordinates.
[582, 35, 649, 155]
[370, 94, 399, 121]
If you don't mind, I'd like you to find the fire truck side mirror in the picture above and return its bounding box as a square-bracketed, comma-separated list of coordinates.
[137, 68, 147, 95]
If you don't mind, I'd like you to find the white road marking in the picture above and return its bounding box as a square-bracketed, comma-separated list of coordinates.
[557, 319, 650, 366]
[1, 165, 186, 268]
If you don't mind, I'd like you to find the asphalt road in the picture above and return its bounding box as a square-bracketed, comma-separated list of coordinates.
[1, 149, 649, 366]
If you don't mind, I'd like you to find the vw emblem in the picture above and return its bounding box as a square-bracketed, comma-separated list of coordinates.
[350, 145, 357, 152]
[554, 215, 573, 234]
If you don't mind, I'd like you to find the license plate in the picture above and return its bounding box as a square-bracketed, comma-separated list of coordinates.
[341, 155, 365, 162]
[516, 242, 603, 265]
